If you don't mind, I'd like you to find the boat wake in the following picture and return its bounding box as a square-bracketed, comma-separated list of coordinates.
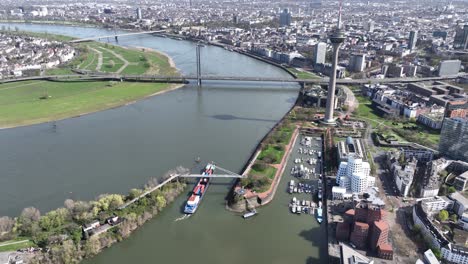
[174, 214, 191, 222]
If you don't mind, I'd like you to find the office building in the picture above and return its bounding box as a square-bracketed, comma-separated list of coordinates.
[439, 118, 468, 162]
[454, 172, 468, 191]
[409, 31, 418, 51]
[313, 42, 326, 65]
[336, 156, 374, 194]
[348, 54, 366, 72]
[136, 7, 142, 20]
[337, 137, 366, 162]
[454, 25, 468, 50]
[279, 9, 291, 27]
[438, 60, 461, 77]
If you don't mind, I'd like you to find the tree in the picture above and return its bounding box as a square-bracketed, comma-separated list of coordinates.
[437, 210, 449, 222]
[450, 214, 458, 222]
[155, 195, 166, 210]
[83, 236, 101, 257]
[128, 189, 143, 200]
[448, 186, 456, 194]
[17, 207, 41, 236]
[39, 208, 70, 232]
[0, 216, 15, 236]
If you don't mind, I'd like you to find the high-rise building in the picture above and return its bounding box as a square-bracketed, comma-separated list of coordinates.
[409, 31, 418, 51]
[454, 25, 468, 50]
[348, 54, 366, 72]
[439, 118, 468, 162]
[136, 7, 142, 20]
[279, 9, 292, 27]
[313, 42, 326, 65]
[233, 15, 239, 24]
[364, 20, 374, 32]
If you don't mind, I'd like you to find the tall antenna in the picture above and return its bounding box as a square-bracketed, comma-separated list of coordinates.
[338, 0, 343, 30]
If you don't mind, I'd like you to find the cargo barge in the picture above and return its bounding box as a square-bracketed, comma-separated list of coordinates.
[183, 163, 215, 214]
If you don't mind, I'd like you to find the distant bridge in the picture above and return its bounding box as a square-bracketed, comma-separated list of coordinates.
[0, 73, 464, 86]
[69, 30, 167, 43]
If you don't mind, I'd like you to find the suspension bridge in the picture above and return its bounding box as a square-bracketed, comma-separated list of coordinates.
[69, 30, 167, 43]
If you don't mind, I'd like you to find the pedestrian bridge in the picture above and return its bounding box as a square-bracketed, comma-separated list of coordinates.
[118, 163, 243, 209]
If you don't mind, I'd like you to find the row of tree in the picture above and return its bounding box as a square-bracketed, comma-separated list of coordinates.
[0, 175, 187, 264]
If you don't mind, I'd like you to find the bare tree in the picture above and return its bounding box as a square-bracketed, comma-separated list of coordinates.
[21, 207, 41, 222]
[0, 216, 15, 235]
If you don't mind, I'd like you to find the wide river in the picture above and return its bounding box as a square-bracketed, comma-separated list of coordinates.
[0, 23, 327, 264]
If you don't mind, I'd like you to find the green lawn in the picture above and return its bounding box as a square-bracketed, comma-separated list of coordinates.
[287, 67, 320, 79]
[0, 80, 178, 128]
[0, 238, 35, 252]
[258, 145, 285, 164]
[354, 96, 440, 148]
[248, 166, 277, 192]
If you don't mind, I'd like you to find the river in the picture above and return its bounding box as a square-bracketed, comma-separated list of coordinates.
[0, 23, 327, 264]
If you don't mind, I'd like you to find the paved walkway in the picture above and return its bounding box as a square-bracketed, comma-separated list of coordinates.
[0, 240, 29, 247]
[88, 47, 103, 71]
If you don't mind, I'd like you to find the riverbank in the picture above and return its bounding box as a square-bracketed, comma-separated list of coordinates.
[0, 176, 187, 263]
[0, 31, 182, 129]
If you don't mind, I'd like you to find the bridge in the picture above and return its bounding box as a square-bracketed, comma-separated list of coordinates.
[69, 30, 167, 43]
[0, 72, 464, 86]
[118, 163, 243, 210]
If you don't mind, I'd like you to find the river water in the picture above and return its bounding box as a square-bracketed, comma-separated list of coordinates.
[0, 23, 327, 264]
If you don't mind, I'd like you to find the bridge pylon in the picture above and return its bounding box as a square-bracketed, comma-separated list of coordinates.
[196, 44, 202, 87]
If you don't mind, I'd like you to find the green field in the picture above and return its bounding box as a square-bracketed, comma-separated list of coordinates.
[0, 80, 178, 128]
[287, 67, 320, 79]
[354, 96, 440, 148]
[0, 238, 35, 252]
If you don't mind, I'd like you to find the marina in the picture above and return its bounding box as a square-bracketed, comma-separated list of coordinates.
[284, 133, 324, 216]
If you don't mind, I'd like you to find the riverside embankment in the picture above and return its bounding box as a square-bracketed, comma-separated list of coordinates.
[0, 22, 327, 264]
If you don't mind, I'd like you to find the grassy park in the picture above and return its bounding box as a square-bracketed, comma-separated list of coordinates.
[354, 95, 440, 148]
[287, 67, 320, 79]
[0, 31, 181, 128]
[0, 80, 180, 128]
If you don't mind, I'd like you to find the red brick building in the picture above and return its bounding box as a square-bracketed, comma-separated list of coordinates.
[369, 220, 389, 251]
[377, 243, 394, 260]
[350, 222, 369, 249]
[336, 222, 351, 242]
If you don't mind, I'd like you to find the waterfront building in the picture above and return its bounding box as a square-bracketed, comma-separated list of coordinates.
[313, 42, 326, 65]
[336, 156, 374, 194]
[438, 60, 461, 77]
[279, 9, 291, 27]
[409, 31, 418, 51]
[337, 137, 366, 162]
[439, 118, 468, 162]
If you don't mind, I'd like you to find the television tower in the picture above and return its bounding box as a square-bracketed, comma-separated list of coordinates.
[322, 0, 346, 126]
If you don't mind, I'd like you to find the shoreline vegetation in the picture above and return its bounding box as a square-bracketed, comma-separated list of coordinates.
[0, 30, 182, 129]
[0, 172, 187, 263]
[228, 105, 324, 212]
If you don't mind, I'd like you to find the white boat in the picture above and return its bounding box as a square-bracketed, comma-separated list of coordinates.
[302, 200, 306, 206]
[292, 197, 297, 203]
[296, 206, 302, 214]
[243, 209, 257, 219]
[290, 180, 295, 186]
[318, 201, 322, 208]
[292, 205, 296, 213]
[294, 187, 298, 193]
[288, 186, 293, 194]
